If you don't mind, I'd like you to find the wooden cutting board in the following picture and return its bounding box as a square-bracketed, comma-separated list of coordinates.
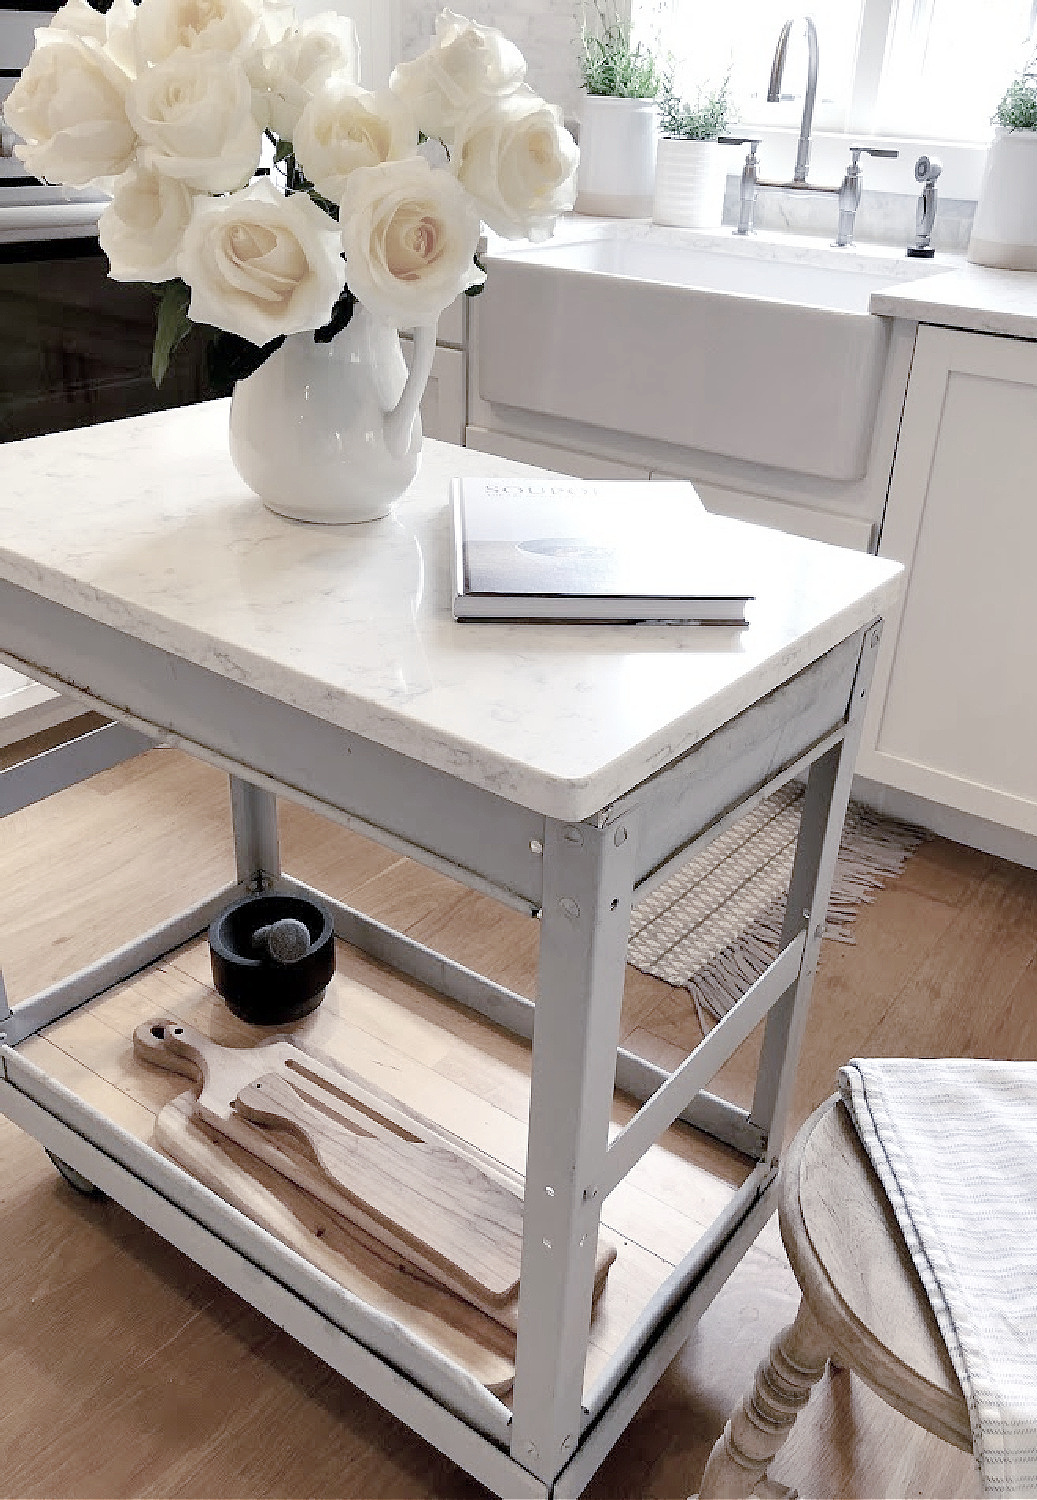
[154, 1089, 518, 1393]
[134, 1017, 617, 1329]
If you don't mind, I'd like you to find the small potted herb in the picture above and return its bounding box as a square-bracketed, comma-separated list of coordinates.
[653, 74, 738, 229]
[576, 1, 667, 217]
[969, 61, 1037, 269]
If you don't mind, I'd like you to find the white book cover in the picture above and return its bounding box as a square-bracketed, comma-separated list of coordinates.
[451, 477, 752, 624]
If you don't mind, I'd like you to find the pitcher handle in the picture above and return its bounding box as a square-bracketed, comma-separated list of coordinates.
[384, 323, 437, 461]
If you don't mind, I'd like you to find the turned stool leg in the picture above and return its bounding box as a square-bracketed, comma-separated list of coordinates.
[695, 1299, 831, 1500]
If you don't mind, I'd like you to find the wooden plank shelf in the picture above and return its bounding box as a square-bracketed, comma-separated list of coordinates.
[20, 928, 757, 1406]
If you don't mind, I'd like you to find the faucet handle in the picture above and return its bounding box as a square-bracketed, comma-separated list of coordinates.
[849, 145, 899, 167]
[719, 135, 761, 156]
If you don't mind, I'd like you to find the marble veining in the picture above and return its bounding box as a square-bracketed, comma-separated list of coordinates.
[0, 402, 901, 819]
[869, 262, 1037, 336]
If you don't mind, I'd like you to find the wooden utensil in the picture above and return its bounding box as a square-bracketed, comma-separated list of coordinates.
[154, 1090, 518, 1393]
[133, 1017, 610, 1326]
[234, 1067, 523, 1302]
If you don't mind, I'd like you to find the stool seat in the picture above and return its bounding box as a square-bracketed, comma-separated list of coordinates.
[696, 1094, 972, 1499]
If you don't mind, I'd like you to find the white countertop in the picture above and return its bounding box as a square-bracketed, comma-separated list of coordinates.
[0, 402, 901, 820]
[869, 260, 1037, 337]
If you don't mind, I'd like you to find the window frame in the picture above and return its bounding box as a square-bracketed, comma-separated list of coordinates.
[634, 0, 994, 198]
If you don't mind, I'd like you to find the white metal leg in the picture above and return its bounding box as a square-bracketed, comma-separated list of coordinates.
[511, 812, 640, 1481]
[229, 774, 280, 889]
[751, 621, 883, 1157]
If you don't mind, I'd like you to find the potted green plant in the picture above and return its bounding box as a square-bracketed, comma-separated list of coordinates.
[576, 1, 667, 217]
[653, 74, 738, 229]
[968, 61, 1037, 269]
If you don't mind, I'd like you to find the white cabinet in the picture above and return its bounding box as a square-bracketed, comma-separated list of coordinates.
[857, 323, 1037, 841]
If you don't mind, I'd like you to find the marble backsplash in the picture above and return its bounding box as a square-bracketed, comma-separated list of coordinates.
[721, 180, 976, 254]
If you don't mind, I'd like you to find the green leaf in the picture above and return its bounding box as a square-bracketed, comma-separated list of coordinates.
[464, 251, 487, 298]
[313, 285, 356, 343]
[205, 330, 286, 397]
[273, 137, 294, 163]
[151, 279, 192, 388]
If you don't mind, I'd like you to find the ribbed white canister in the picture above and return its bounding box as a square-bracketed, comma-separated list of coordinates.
[652, 137, 731, 229]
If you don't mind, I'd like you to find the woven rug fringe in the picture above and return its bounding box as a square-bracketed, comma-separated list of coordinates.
[629, 795, 928, 1024]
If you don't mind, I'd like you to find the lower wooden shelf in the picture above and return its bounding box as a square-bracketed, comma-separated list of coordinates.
[19, 931, 758, 1404]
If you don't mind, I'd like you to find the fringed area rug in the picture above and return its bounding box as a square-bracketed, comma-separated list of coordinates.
[628, 784, 928, 1024]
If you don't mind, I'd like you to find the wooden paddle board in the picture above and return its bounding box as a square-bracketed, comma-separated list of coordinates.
[154, 1089, 518, 1393]
[134, 1017, 617, 1328]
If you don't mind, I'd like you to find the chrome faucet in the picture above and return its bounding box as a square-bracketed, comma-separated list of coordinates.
[768, 16, 818, 184]
[720, 13, 899, 244]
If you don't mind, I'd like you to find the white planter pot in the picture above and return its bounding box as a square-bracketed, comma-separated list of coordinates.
[576, 94, 658, 218]
[652, 136, 731, 229]
[968, 127, 1037, 271]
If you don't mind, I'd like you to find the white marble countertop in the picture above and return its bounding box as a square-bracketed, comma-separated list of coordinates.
[868, 261, 1037, 337]
[0, 402, 901, 820]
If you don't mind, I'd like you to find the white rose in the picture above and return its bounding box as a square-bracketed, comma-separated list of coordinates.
[389, 10, 526, 144]
[455, 88, 577, 240]
[247, 12, 360, 140]
[3, 30, 136, 189]
[102, 0, 142, 78]
[133, 0, 266, 70]
[340, 156, 483, 330]
[98, 165, 195, 281]
[48, 0, 107, 45]
[179, 179, 346, 344]
[128, 47, 262, 194]
[294, 84, 415, 205]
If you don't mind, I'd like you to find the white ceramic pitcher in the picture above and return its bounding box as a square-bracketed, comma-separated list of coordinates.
[229, 301, 437, 524]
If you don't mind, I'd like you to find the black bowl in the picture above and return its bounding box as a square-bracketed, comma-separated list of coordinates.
[208, 891, 335, 1025]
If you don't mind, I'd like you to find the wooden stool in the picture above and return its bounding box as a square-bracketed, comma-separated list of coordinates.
[696, 1094, 973, 1499]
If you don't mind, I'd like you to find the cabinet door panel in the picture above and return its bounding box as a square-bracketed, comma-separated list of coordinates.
[860, 324, 1037, 834]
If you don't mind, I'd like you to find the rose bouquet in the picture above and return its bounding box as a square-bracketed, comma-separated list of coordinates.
[3, 0, 578, 386]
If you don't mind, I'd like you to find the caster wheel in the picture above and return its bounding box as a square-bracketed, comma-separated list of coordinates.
[46, 1150, 104, 1198]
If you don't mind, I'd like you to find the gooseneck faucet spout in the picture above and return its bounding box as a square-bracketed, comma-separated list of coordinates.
[768, 15, 818, 184]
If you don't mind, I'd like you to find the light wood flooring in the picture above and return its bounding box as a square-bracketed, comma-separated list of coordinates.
[2, 736, 1035, 1499]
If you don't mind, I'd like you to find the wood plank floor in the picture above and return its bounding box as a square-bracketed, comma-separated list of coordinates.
[2, 741, 1033, 1499]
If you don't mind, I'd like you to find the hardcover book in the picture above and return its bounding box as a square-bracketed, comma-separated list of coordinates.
[450, 477, 752, 625]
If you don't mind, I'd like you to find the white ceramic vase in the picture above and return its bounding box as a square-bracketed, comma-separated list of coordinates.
[652, 136, 732, 228]
[576, 94, 659, 217]
[968, 127, 1037, 271]
[228, 301, 437, 524]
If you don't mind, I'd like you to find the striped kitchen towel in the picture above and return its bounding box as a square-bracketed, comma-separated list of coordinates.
[839, 1058, 1037, 1498]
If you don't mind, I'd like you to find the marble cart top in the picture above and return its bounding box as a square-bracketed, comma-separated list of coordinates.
[0, 402, 901, 820]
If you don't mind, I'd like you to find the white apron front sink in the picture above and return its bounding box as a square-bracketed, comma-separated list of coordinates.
[478, 227, 945, 481]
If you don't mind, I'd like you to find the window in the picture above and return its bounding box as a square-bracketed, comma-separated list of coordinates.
[638, 0, 1036, 144]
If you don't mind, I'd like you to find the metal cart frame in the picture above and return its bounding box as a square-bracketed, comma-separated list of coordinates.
[0, 557, 882, 1497]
